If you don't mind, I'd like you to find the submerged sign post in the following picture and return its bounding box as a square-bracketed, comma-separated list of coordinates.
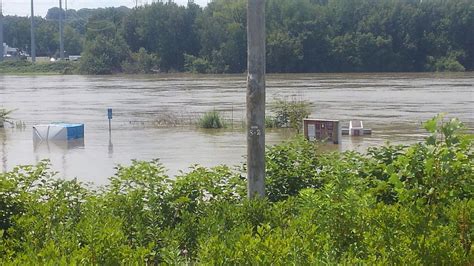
[107, 108, 113, 133]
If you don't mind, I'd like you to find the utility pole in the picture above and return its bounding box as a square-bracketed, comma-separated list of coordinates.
[30, 0, 36, 62]
[0, 0, 4, 62]
[59, 0, 64, 60]
[246, 0, 266, 198]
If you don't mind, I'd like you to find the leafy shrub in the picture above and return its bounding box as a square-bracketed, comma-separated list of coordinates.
[265, 137, 321, 201]
[184, 54, 213, 74]
[122, 48, 160, 74]
[269, 98, 311, 132]
[79, 35, 130, 74]
[184, 52, 230, 74]
[198, 110, 226, 129]
[425, 51, 466, 72]
[265, 115, 278, 128]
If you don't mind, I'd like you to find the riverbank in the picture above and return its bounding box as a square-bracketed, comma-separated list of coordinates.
[0, 61, 78, 74]
[0, 60, 471, 76]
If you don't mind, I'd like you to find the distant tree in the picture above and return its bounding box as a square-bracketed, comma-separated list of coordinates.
[80, 7, 131, 74]
[3, 16, 30, 51]
[196, 0, 247, 73]
[3, 0, 473, 73]
[35, 18, 58, 56]
[64, 26, 84, 56]
[79, 35, 130, 74]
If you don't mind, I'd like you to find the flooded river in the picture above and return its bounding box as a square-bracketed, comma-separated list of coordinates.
[1, 73, 473, 184]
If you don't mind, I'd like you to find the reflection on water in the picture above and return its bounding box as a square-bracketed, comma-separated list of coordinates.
[33, 138, 85, 152]
[108, 135, 114, 158]
[0, 73, 472, 184]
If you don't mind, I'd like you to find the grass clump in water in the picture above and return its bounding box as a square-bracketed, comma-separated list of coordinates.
[198, 110, 226, 129]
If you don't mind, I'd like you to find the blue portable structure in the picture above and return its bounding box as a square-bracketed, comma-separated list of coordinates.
[33, 123, 84, 141]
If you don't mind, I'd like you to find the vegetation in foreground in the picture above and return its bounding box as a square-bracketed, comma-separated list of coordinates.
[0, 116, 472, 264]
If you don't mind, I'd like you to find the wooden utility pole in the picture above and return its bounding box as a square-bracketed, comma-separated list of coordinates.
[30, 0, 36, 62]
[246, 0, 266, 198]
[59, 0, 64, 60]
[0, 0, 4, 62]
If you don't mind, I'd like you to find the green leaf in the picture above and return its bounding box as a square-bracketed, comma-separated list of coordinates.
[423, 117, 437, 133]
[389, 173, 403, 189]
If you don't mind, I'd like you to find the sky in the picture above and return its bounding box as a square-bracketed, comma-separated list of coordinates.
[2, 0, 210, 17]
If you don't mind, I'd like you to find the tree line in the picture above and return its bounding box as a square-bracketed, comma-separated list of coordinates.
[3, 0, 473, 74]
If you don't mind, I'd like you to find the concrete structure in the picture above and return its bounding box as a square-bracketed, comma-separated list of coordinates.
[350, 120, 363, 136]
[303, 119, 341, 144]
[341, 120, 372, 136]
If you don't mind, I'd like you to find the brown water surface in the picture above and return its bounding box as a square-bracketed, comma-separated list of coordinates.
[1, 73, 472, 184]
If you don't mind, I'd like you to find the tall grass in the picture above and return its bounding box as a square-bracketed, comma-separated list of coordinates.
[198, 110, 226, 129]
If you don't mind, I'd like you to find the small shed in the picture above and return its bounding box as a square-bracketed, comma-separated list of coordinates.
[303, 119, 341, 144]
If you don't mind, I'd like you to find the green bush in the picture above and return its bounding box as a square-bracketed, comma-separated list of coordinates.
[184, 54, 213, 74]
[122, 48, 160, 74]
[198, 110, 226, 129]
[79, 35, 130, 74]
[425, 51, 466, 72]
[0, 116, 472, 264]
[265, 115, 278, 128]
[184, 52, 230, 74]
[269, 98, 311, 132]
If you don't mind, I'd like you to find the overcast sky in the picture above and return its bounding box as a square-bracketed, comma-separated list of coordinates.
[2, 0, 210, 17]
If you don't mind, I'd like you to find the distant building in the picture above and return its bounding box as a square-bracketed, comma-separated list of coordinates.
[68, 55, 81, 61]
[2, 43, 21, 60]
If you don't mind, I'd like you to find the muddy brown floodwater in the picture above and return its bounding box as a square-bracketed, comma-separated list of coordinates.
[0, 73, 473, 184]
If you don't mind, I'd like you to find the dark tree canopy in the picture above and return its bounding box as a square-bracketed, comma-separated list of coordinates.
[2, 0, 473, 73]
